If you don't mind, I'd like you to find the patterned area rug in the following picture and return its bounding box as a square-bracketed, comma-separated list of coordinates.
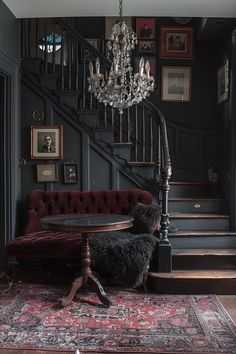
[0, 283, 236, 353]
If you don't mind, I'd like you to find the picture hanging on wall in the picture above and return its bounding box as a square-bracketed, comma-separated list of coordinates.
[160, 27, 193, 59]
[63, 162, 78, 184]
[136, 18, 156, 40]
[30, 125, 63, 160]
[36, 163, 59, 183]
[161, 66, 192, 102]
[217, 59, 229, 104]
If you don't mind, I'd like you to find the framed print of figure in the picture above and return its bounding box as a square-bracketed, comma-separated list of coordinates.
[31, 125, 63, 159]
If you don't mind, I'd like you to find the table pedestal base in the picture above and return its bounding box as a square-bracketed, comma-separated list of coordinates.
[61, 233, 112, 307]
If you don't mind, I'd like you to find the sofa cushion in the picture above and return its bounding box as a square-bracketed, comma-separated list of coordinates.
[129, 203, 161, 234]
[7, 231, 83, 260]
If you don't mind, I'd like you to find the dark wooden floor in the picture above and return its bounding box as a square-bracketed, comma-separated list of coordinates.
[0, 271, 236, 354]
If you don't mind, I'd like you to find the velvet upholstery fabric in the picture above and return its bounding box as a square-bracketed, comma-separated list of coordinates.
[7, 189, 153, 261]
[25, 189, 153, 234]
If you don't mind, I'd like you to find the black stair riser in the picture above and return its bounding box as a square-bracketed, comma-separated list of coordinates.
[169, 235, 236, 249]
[169, 200, 225, 213]
[170, 218, 229, 231]
[148, 278, 236, 295]
[172, 256, 236, 270]
[169, 184, 213, 198]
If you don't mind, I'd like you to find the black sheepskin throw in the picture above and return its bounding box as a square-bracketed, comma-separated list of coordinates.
[89, 231, 157, 288]
[129, 203, 161, 234]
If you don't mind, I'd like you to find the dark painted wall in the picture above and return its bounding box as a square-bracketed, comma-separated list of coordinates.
[0, 0, 20, 266]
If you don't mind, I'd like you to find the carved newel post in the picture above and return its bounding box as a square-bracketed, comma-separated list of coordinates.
[158, 166, 172, 272]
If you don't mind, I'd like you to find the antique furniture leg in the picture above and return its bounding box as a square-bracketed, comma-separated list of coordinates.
[62, 233, 111, 307]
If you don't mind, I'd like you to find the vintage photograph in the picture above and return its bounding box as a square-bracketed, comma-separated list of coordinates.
[63, 162, 78, 184]
[138, 40, 156, 54]
[31, 125, 63, 159]
[105, 17, 132, 40]
[136, 18, 156, 39]
[160, 27, 193, 59]
[217, 59, 229, 104]
[161, 66, 192, 102]
[36, 163, 58, 183]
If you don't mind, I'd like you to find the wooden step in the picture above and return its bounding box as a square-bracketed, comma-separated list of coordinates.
[147, 270, 236, 294]
[169, 230, 236, 249]
[169, 181, 214, 198]
[169, 197, 225, 213]
[172, 248, 236, 270]
[170, 213, 230, 231]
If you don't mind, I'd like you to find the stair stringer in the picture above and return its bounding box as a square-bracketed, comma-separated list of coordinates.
[22, 72, 158, 194]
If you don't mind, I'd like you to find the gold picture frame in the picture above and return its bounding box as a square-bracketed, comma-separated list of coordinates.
[30, 125, 63, 159]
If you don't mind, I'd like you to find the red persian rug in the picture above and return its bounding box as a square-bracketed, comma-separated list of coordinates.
[0, 283, 236, 353]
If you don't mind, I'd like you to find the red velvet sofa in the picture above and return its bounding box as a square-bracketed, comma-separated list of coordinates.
[7, 189, 153, 270]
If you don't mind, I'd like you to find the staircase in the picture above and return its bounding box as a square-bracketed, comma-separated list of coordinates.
[148, 181, 236, 294]
[20, 17, 236, 292]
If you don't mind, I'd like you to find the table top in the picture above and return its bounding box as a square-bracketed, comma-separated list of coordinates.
[40, 213, 133, 234]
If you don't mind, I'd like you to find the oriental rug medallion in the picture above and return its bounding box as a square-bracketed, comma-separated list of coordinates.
[0, 283, 236, 353]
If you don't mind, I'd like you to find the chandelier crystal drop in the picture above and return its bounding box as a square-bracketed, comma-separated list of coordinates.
[87, 1, 155, 114]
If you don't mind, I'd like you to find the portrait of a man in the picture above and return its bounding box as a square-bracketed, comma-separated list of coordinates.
[31, 125, 63, 160]
[167, 34, 186, 52]
[38, 133, 56, 153]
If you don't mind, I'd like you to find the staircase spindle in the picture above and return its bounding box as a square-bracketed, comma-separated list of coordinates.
[82, 55, 86, 109]
[44, 19, 48, 76]
[119, 112, 123, 142]
[127, 108, 131, 142]
[142, 106, 146, 161]
[135, 105, 138, 161]
[75, 42, 79, 91]
[60, 34, 65, 91]
[52, 23, 56, 73]
[35, 19, 39, 58]
[68, 34, 72, 90]
[150, 114, 153, 162]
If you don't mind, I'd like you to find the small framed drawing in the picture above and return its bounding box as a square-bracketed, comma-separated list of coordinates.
[135, 56, 157, 82]
[217, 59, 229, 104]
[36, 163, 58, 183]
[105, 17, 132, 40]
[160, 27, 193, 59]
[136, 18, 156, 39]
[138, 40, 156, 54]
[31, 125, 63, 159]
[82, 38, 101, 61]
[63, 162, 78, 184]
[161, 66, 192, 102]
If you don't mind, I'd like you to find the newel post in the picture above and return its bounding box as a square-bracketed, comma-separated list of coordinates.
[158, 166, 172, 272]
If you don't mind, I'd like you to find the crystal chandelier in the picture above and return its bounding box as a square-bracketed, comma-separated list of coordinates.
[87, 0, 155, 114]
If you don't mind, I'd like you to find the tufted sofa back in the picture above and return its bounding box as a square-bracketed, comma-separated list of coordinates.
[25, 189, 153, 234]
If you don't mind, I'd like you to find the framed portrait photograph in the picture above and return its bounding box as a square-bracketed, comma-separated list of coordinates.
[105, 17, 132, 40]
[31, 125, 63, 159]
[217, 59, 229, 104]
[136, 18, 156, 40]
[138, 40, 156, 54]
[63, 162, 78, 184]
[160, 27, 193, 59]
[36, 163, 58, 183]
[135, 56, 157, 83]
[161, 66, 192, 102]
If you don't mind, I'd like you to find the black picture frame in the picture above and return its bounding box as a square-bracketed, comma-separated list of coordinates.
[63, 162, 78, 184]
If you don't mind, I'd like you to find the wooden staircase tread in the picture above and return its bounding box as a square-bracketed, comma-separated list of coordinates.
[148, 270, 236, 279]
[170, 212, 229, 218]
[169, 231, 236, 236]
[128, 161, 155, 166]
[169, 197, 223, 201]
[111, 142, 133, 146]
[172, 248, 236, 256]
[170, 181, 211, 185]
